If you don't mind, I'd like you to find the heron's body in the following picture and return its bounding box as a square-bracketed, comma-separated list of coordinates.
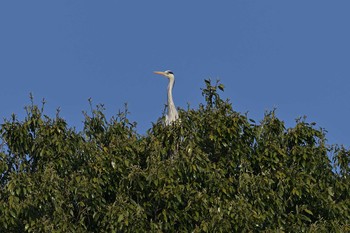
[154, 70, 179, 125]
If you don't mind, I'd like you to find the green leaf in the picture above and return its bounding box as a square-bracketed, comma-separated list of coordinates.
[304, 208, 313, 215]
[118, 214, 124, 223]
[10, 210, 16, 218]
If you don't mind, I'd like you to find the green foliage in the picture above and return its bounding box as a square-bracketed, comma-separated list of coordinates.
[0, 80, 349, 232]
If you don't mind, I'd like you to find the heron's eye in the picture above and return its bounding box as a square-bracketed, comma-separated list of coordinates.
[167, 71, 174, 75]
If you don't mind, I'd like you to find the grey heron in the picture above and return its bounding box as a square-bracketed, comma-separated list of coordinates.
[154, 70, 179, 125]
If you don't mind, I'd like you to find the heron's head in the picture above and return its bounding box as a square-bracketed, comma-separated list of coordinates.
[154, 70, 174, 80]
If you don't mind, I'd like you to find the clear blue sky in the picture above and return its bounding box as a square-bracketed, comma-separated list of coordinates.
[1, 1, 349, 146]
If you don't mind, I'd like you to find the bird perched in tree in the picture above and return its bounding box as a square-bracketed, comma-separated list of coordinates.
[154, 70, 179, 125]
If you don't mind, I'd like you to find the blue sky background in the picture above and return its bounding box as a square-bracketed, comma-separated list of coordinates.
[0, 1, 349, 146]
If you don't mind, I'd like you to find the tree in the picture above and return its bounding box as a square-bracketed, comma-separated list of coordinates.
[0, 81, 349, 232]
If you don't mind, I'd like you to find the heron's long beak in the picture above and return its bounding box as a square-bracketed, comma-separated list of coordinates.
[154, 71, 166, 76]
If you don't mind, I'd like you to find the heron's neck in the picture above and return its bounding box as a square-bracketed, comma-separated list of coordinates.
[167, 78, 175, 108]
